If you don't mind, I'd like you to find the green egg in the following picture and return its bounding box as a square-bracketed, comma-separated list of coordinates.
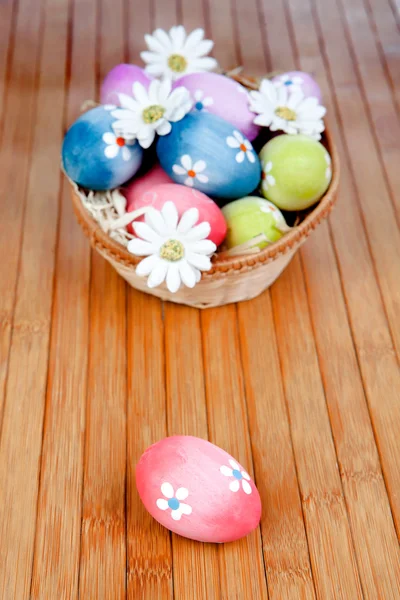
[259, 134, 332, 211]
[221, 196, 290, 250]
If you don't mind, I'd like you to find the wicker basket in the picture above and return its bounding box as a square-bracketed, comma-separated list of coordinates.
[69, 76, 339, 309]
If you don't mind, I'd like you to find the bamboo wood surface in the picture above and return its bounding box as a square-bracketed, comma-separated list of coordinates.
[1, 0, 400, 598]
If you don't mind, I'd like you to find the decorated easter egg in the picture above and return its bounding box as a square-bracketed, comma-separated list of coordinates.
[62, 106, 143, 190]
[123, 164, 172, 201]
[222, 196, 289, 249]
[100, 64, 152, 105]
[136, 436, 261, 543]
[157, 112, 261, 201]
[126, 182, 227, 246]
[271, 71, 322, 102]
[259, 134, 332, 210]
[174, 72, 260, 141]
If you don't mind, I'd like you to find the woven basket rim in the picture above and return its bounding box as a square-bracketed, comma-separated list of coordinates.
[70, 126, 339, 277]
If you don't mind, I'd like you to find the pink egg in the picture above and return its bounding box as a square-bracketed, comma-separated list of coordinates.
[173, 72, 260, 141]
[100, 64, 152, 106]
[125, 181, 227, 246]
[271, 71, 322, 102]
[136, 436, 261, 543]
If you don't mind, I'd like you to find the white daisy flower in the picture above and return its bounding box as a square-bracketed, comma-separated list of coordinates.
[249, 79, 326, 140]
[226, 130, 256, 163]
[102, 132, 134, 161]
[261, 161, 276, 191]
[273, 74, 304, 93]
[111, 78, 192, 149]
[128, 201, 216, 293]
[325, 151, 332, 181]
[220, 459, 252, 495]
[156, 482, 192, 521]
[172, 154, 209, 187]
[193, 89, 214, 111]
[141, 26, 218, 81]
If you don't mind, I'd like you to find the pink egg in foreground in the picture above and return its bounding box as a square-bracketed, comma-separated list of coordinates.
[125, 180, 227, 246]
[173, 72, 260, 141]
[271, 71, 322, 102]
[136, 436, 262, 543]
[100, 64, 152, 106]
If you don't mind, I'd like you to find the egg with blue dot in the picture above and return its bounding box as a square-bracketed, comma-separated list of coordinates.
[156, 112, 261, 201]
[62, 106, 143, 190]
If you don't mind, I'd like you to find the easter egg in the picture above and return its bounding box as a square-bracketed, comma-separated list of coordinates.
[259, 134, 332, 210]
[126, 182, 227, 246]
[62, 106, 143, 190]
[123, 164, 172, 200]
[157, 112, 261, 201]
[222, 196, 289, 249]
[100, 64, 152, 106]
[174, 72, 260, 141]
[271, 71, 322, 102]
[136, 436, 261, 543]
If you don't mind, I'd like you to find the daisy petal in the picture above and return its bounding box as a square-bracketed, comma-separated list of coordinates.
[144, 63, 166, 77]
[184, 222, 211, 241]
[156, 499, 169, 510]
[161, 482, 174, 499]
[229, 459, 240, 469]
[220, 465, 233, 477]
[242, 480, 252, 495]
[122, 146, 131, 161]
[193, 268, 201, 283]
[134, 221, 161, 243]
[184, 28, 205, 52]
[179, 260, 197, 288]
[153, 28, 174, 51]
[140, 51, 161, 64]
[171, 509, 182, 521]
[190, 56, 218, 71]
[184, 177, 194, 186]
[117, 94, 140, 112]
[102, 132, 116, 144]
[147, 261, 168, 288]
[104, 144, 119, 159]
[226, 136, 240, 148]
[156, 120, 172, 136]
[166, 263, 181, 293]
[145, 208, 168, 236]
[133, 82, 150, 105]
[187, 239, 216, 255]
[246, 151, 256, 163]
[175, 487, 189, 501]
[193, 159, 206, 172]
[128, 238, 156, 256]
[229, 480, 240, 492]
[161, 201, 179, 231]
[145, 32, 170, 53]
[196, 173, 209, 183]
[236, 151, 245, 163]
[172, 164, 187, 176]
[177, 207, 199, 233]
[186, 252, 212, 271]
[170, 25, 186, 51]
[192, 39, 214, 58]
[181, 154, 192, 170]
[179, 503, 192, 515]
[242, 471, 251, 481]
[136, 254, 160, 276]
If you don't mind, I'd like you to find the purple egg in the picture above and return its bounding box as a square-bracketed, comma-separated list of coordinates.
[271, 71, 322, 102]
[173, 72, 260, 142]
[100, 64, 152, 106]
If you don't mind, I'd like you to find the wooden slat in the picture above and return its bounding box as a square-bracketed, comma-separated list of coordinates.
[237, 297, 316, 600]
[271, 257, 363, 599]
[0, 0, 68, 595]
[0, 0, 16, 137]
[126, 291, 173, 600]
[79, 0, 127, 596]
[30, 0, 96, 595]
[202, 307, 269, 599]
[165, 305, 221, 599]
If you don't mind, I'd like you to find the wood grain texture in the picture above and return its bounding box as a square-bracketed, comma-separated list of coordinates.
[1, 0, 400, 597]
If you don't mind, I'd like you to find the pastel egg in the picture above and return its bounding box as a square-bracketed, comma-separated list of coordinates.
[222, 196, 288, 249]
[125, 182, 227, 246]
[62, 106, 143, 190]
[123, 164, 172, 201]
[271, 71, 322, 102]
[100, 64, 152, 106]
[174, 72, 260, 141]
[156, 112, 261, 201]
[136, 436, 261, 543]
[259, 134, 332, 210]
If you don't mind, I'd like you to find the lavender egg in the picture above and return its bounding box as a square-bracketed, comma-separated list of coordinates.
[62, 106, 143, 190]
[271, 71, 322, 102]
[173, 72, 260, 141]
[157, 112, 261, 201]
[100, 64, 152, 106]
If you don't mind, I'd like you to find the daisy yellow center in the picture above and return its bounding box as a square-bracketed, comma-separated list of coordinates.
[275, 106, 297, 121]
[159, 239, 184, 262]
[168, 54, 187, 73]
[142, 105, 165, 124]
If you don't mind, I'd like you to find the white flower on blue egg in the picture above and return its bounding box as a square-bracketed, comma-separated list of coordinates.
[128, 201, 216, 293]
[156, 482, 192, 521]
[261, 161, 276, 191]
[172, 155, 209, 187]
[193, 89, 214, 111]
[111, 79, 192, 149]
[141, 26, 218, 81]
[273, 74, 304, 93]
[249, 78, 326, 140]
[102, 132, 135, 161]
[220, 459, 252, 495]
[226, 130, 256, 164]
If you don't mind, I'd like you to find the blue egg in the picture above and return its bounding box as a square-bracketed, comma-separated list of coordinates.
[62, 106, 143, 190]
[156, 112, 261, 200]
